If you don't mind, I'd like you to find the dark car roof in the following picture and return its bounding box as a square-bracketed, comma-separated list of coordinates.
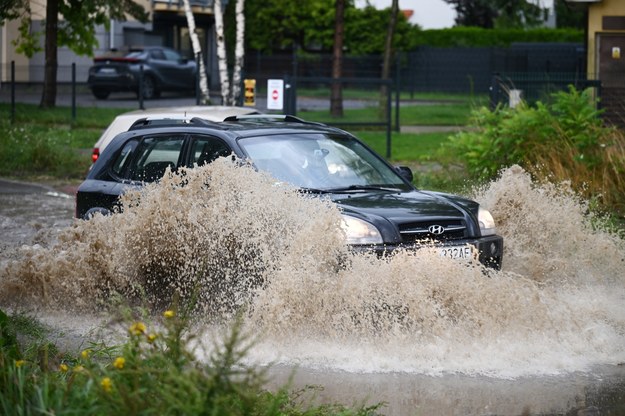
[121, 116, 347, 140]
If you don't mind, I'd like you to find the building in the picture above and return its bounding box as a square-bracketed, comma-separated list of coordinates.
[0, 0, 221, 88]
[575, 0, 625, 125]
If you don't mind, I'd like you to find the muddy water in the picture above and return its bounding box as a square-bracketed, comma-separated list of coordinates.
[1, 164, 625, 415]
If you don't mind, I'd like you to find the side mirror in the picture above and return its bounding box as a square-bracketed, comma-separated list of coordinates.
[395, 166, 413, 182]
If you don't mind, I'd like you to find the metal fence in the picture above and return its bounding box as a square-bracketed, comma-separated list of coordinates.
[0, 43, 599, 119]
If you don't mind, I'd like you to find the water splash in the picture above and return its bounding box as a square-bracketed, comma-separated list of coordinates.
[1, 162, 624, 378]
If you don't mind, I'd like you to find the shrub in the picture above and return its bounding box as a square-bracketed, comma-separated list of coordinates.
[0, 307, 382, 415]
[446, 86, 625, 217]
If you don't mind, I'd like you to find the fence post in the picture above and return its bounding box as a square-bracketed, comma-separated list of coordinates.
[395, 53, 400, 132]
[195, 54, 200, 105]
[139, 64, 144, 110]
[10, 61, 15, 124]
[489, 73, 500, 111]
[71, 63, 76, 122]
[386, 78, 392, 159]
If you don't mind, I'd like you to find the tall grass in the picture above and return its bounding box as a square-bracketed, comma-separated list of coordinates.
[0, 307, 382, 415]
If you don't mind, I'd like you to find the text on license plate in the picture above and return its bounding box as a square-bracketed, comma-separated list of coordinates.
[99, 68, 116, 74]
[439, 245, 474, 260]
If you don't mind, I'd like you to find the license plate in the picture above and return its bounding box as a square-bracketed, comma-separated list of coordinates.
[439, 245, 474, 260]
[99, 67, 116, 74]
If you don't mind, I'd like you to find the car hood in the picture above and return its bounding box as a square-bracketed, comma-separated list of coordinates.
[334, 189, 473, 217]
[331, 189, 480, 239]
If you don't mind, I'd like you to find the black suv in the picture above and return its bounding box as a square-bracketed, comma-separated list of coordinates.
[87, 46, 197, 100]
[75, 115, 503, 269]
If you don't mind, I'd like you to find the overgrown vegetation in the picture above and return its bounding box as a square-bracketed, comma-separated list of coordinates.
[0, 307, 381, 415]
[447, 86, 625, 217]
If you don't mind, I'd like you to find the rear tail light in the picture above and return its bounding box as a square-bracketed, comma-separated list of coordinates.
[92, 148, 100, 163]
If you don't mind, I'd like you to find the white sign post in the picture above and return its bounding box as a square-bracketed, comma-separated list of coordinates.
[267, 79, 284, 111]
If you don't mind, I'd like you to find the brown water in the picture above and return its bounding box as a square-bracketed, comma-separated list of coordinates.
[1, 162, 624, 414]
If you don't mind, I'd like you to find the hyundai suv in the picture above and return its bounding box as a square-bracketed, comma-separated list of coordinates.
[75, 115, 503, 269]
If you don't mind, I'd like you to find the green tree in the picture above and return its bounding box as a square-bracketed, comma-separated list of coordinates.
[245, 0, 416, 54]
[444, 0, 546, 29]
[555, 0, 585, 29]
[1, 0, 148, 108]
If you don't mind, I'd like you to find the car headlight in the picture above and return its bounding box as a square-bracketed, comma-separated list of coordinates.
[340, 215, 383, 245]
[478, 206, 497, 236]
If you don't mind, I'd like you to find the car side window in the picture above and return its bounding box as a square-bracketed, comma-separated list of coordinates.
[149, 49, 166, 60]
[130, 135, 185, 182]
[190, 135, 232, 166]
[110, 139, 138, 177]
[163, 49, 182, 62]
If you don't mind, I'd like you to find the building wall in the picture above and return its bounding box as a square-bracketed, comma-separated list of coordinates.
[1, 0, 218, 84]
[588, 0, 625, 76]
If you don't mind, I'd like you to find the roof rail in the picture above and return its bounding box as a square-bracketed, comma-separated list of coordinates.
[128, 116, 217, 130]
[222, 114, 326, 126]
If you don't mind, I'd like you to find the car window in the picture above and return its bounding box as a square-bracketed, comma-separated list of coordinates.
[149, 49, 166, 60]
[126, 51, 147, 59]
[190, 135, 232, 166]
[163, 49, 182, 61]
[130, 135, 185, 182]
[110, 139, 139, 177]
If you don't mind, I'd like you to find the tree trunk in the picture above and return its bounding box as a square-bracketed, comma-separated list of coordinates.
[379, 0, 399, 120]
[40, 0, 58, 108]
[330, 0, 345, 118]
[213, 0, 230, 105]
[230, 0, 245, 105]
[182, 0, 210, 104]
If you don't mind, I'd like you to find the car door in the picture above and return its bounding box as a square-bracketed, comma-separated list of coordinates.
[158, 48, 196, 90]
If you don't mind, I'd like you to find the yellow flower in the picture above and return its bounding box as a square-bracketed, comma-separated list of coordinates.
[147, 333, 157, 343]
[81, 349, 91, 359]
[101, 377, 113, 393]
[73, 365, 85, 373]
[129, 321, 147, 335]
[163, 310, 175, 319]
[59, 363, 69, 373]
[113, 357, 125, 369]
[14, 360, 25, 368]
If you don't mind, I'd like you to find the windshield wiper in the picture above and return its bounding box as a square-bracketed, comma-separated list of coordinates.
[324, 185, 403, 193]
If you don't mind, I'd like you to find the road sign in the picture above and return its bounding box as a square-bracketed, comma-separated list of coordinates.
[267, 79, 284, 110]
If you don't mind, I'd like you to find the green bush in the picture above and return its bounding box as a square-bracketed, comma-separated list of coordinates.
[447, 86, 625, 216]
[408, 27, 583, 48]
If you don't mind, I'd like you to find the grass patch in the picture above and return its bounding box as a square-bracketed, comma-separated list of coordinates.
[299, 100, 483, 126]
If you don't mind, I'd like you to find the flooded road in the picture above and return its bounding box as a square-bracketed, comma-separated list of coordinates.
[1, 166, 625, 416]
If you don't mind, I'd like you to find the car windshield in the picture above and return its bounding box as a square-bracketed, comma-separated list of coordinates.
[239, 133, 411, 191]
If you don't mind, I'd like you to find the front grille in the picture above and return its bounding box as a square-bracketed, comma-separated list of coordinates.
[398, 219, 467, 243]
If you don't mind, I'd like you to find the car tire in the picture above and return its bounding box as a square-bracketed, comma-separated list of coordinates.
[92, 88, 110, 100]
[140, 75, 159, 100]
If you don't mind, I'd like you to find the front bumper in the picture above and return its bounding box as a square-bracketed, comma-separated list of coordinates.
[350, 235, 504, 270]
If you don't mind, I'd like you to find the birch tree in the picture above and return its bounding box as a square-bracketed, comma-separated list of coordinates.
[182, 0, 210, 103]
[230, 0, 245, 103]
[214, 0, 245, 105]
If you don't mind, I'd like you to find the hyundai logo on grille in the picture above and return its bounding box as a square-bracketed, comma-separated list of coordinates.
[428, 224, 445, 235]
